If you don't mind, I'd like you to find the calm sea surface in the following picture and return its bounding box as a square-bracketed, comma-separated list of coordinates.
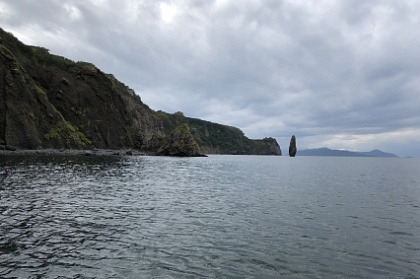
[1, 155, 419, 278]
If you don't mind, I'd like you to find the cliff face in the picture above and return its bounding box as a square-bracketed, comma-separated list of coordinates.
[0, 28, 163, 150]
[0, 39, 89, 149]
[0, 27, 281, 155]
[157, 111, 282, 155]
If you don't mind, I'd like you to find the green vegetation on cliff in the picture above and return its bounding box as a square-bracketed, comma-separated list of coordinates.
[0, 27, 163, 150]
[155, 123, 203, 156]
[44, 120, 92, 146]
[156, 111, 281, 155]
[0, 27, 280, 155]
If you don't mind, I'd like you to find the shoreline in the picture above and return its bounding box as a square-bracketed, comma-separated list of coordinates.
[0, 148, 208, 157]
[0, 148, 154, 157]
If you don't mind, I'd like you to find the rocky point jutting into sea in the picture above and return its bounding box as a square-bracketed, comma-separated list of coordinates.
[0, 27, 281, 156]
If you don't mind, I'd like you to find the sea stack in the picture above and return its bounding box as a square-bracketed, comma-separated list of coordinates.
[289, 135, 297, 157]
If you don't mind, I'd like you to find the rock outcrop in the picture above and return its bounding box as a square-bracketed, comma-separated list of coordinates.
[156, 123, 204, 157]
[289, 135, 297, 157]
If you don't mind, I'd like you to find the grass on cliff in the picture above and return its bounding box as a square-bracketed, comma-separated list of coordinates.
[172, 123, 190, 135]
[0, 44, 15, 61]
[33, 84, 47, 96]
[0, 29, 33, 57]
[44, 120, 91, 146]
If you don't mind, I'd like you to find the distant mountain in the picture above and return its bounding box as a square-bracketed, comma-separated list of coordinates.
[298, 148, 398, 158]
[356, 149, 399, 158]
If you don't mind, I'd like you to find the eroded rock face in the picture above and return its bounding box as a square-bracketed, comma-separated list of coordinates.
[156, 123, 204, 157]
[0, 28, 164, 150]
[289, 135, 297, 157]
[257, 137, 282, 155]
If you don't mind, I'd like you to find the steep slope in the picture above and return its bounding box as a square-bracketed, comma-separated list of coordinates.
[0, 28, 164, 150]
[0, 27, 281, 155]
[0, 33, 90, 148]
[156, 111, 281, 155]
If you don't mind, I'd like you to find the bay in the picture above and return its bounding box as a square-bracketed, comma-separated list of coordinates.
[1, 155, 419, 278]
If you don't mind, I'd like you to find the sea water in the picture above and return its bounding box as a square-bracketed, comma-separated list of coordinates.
[1, 155, 419, 278]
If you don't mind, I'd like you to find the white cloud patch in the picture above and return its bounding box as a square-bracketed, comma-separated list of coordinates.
[159, 2, 178, 24]
[64, 3, 82, 21]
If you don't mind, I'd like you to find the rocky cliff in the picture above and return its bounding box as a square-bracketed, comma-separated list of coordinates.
[0, 28, 163, 150]
[0, 27, 281, 155]
[156, 111, 281, 155]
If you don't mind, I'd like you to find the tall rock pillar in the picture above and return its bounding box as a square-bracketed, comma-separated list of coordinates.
[289, 135, 297, 157]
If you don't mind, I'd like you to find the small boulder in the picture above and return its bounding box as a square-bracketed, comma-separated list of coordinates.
[61, 77, 70, 86]
[0, 145, 17, 151]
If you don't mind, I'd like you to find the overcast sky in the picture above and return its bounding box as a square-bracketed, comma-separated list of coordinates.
[1, 0, 419, 157]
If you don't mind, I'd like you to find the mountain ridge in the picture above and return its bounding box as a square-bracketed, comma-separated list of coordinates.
[298, 147, 398, 158]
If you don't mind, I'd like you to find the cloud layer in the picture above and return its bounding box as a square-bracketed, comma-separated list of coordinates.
[1, 0, 419, 156]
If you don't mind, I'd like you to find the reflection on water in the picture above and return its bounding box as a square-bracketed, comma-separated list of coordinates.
[1, 155, 420, 278]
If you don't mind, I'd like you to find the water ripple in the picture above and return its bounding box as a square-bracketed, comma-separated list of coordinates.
[1, 155, 420, 278]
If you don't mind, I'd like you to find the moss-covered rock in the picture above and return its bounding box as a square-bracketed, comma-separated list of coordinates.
[44, 120, 91, 147]
[156, 123, 204, 157]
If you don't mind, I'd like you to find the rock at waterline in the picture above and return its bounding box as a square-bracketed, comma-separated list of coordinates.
[0, 145, 17, 151]
[156, 123, 205, 157]
[289, 135, 297, 157]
